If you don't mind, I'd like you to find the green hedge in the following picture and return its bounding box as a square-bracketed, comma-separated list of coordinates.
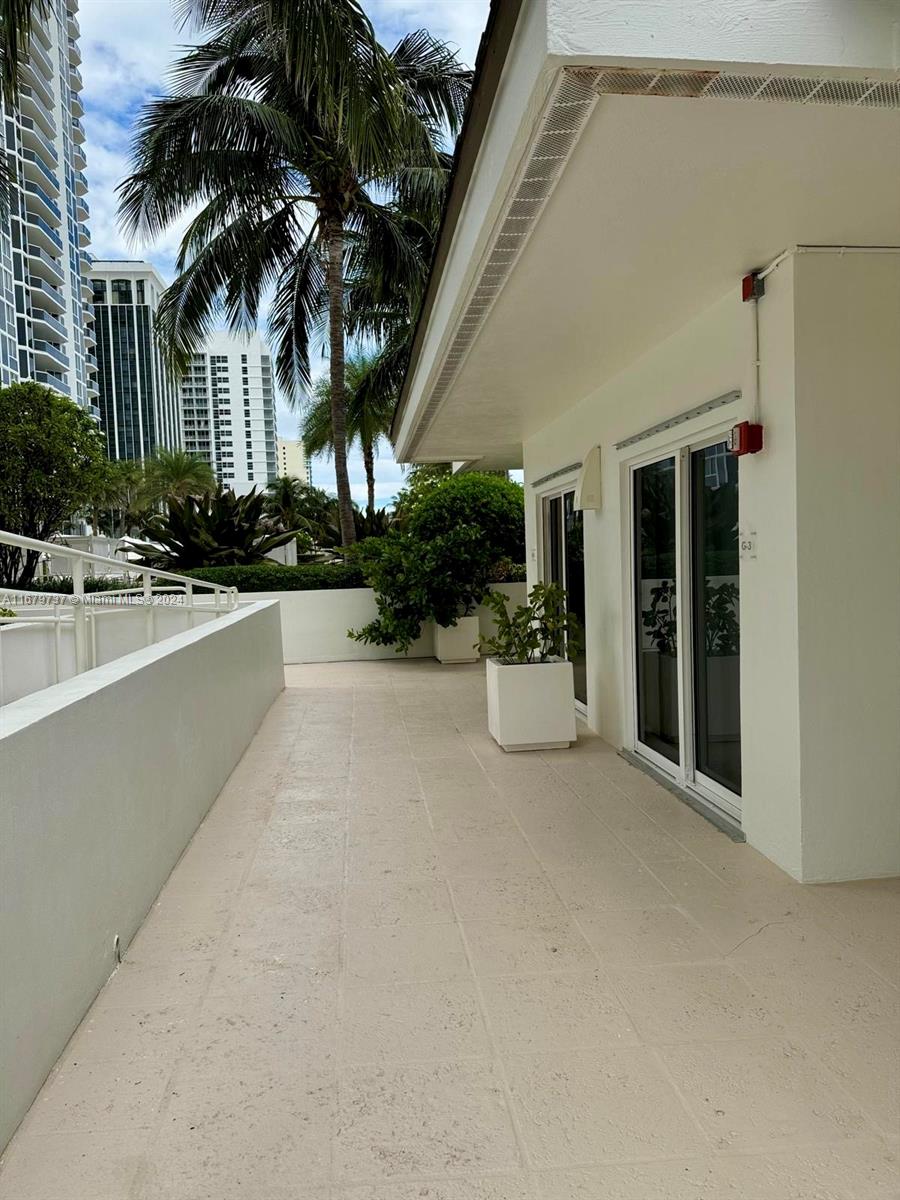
[23, 560, 524, 595]
[179, 563, 367, 592]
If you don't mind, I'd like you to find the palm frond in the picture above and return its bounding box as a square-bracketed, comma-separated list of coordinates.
[389, 29, 473, 138]
[267, 220, 325, 400]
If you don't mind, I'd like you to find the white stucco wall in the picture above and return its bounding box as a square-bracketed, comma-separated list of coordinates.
[793, 250, 900, 881]
[242, 584, 528, 664]
[523, 286, 760, 748]
[0, 601, 284, 1149]
[522, 249, 900, 882]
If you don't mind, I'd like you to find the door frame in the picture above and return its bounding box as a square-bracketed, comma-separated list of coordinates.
[622, 416, 742, 822]
[535, 474, 587, 718]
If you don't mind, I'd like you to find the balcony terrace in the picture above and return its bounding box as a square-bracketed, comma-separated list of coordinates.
[0, 657, 895, 1198]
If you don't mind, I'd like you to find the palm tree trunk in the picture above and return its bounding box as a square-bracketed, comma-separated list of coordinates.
[362, 438, 375, 518]
[324, 216, 356, 547]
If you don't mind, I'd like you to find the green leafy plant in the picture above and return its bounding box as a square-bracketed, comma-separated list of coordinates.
[642, 579, 677, 655]
[479, 581, 582, 665]
[349, 526, 494, 653]
[128, 487, 298, 570]
[704, 580, 739, 655]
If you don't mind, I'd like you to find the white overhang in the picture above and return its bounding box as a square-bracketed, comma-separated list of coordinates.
[394, 0, 900, 468]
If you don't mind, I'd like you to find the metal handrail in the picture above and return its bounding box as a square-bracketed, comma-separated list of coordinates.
[0, 530, 239, 694]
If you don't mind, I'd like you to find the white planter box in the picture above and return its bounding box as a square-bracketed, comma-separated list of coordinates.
[486, 656, 576, 751]
[435, 615, 480, 664]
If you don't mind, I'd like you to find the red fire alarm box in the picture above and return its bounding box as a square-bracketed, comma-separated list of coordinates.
[729, 421, 764, 455]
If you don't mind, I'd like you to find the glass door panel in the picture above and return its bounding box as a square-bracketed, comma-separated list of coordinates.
[563, 493, 586, 705]
[634, 457, 679, 764]
[545, 495, 563, 585]
[542, 490, 587, 706]
[691, 443, 741, 793]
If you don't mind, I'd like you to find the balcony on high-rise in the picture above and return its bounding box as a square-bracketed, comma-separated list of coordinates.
[21, 149, 61, 197]
[19, 117, 59, 165]
[26, 244, 65, 287]
[32, 340, 70, 370]
[23, 181, 61, 224]
[18, 86, 57, 138]
[27, 276, 66, 314]
[25, 212, 64, 255]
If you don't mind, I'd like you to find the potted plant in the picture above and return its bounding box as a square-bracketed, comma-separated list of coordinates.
[479, 582, 581, 751]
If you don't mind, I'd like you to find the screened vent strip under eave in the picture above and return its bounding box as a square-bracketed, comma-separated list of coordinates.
[407, 63, 900, 456]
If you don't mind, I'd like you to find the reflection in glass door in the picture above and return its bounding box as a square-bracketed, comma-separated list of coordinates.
[691, 444, 741, 794]
[633, 457, 679, 764]
[542, 490, 587, 705]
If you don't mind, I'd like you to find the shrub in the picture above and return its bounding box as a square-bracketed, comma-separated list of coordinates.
[348, 474, 526, 653]
[179, 563, 366, 591]
[406, 473, 524, 562]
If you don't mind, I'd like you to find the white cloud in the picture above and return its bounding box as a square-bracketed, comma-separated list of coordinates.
[77, 0, 490, 499]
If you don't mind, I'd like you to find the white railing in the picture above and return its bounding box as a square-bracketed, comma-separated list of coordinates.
[0, 530, 238, 704]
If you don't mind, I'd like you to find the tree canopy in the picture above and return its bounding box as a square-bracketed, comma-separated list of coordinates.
[0, 381, 107, 586]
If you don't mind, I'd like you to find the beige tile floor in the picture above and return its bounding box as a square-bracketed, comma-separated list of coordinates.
[1, 659, 898, 1199]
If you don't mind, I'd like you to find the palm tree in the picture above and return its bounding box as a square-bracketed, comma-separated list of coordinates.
[302, 352, 395, 518]
[143, 448, 217, 507]
[119, 7, 470, 547]
[0, 0, 46, 104]
[264, 476, 340, 545]
[85, 458, 153, 537]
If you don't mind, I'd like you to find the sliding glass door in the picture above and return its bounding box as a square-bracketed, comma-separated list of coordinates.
[542, 490, 586, 706]
[634, 457, 679, 764]
[631, 440, 741, 816]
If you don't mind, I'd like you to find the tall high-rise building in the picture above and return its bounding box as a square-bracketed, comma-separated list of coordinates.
[0, 0, 96, 407]
[276, 437, 310, 484]
[180, 332, 278, 494]
[90, 260, 182, 460]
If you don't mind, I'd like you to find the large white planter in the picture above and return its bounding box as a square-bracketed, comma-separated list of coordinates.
[486, 657, 576, 751]
[435, 615, 480, 664]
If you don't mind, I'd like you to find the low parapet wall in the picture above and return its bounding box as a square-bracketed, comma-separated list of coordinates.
[0, 601, 284, 1149]
[239, 583, 528, 663]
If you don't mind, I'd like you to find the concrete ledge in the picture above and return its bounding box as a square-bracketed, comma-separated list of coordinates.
[0, 601, 284, 1149]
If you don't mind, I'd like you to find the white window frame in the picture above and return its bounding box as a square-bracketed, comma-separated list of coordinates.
[534, 472, 587, 718]
[620, 410, 744, 823]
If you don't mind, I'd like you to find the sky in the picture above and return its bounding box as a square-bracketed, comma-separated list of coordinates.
[77, 0, 491, 507]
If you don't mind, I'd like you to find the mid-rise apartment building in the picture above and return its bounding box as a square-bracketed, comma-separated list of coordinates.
[0, 0, 95, 407]
[276, 437, 310, 484]
[90, 261, 181, 460]
[180, 332, 277, 494]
